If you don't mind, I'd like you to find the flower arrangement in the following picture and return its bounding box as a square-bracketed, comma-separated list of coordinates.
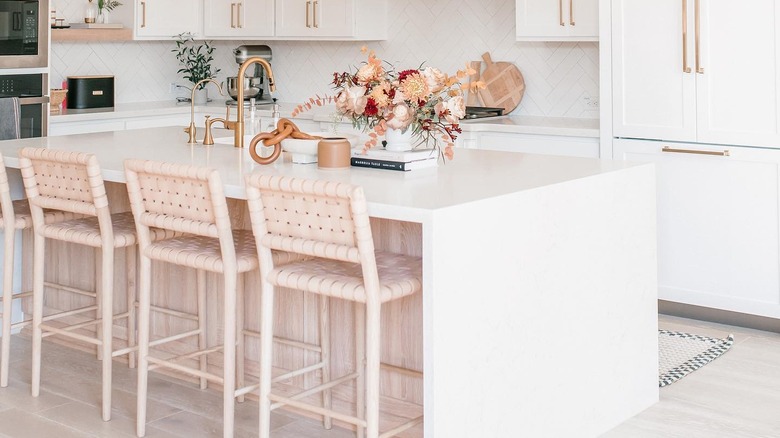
[293, 48, 483, 160]
[172, 34, 221, 91]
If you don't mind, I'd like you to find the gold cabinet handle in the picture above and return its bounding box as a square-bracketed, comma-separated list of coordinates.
[682, 0, 691, 73]
[662, 146, 729, 156]
[569, 0, 575, 25]
[230, 3, 236, 28]
[237, 2, 242, 28]
[305, 1, 311, 28]
[559, 0, 564, 25]
[695, 0, 704, 74]
[313, 0, 318, 28]
[140, 1, 146, 28]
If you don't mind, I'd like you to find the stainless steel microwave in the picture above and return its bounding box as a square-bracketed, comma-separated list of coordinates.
[0, 0, 48, 68]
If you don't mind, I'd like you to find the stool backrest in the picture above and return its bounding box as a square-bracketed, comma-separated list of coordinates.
[18, 148, 113, 239]
[0, 154, 14, 230]
[124, 159, 235, 264]
[245, 174, 380, 300]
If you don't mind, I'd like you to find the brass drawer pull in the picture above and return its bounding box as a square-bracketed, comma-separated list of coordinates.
[559, 0, 564, 26]
[237, 2, 242, 28]
[313, 1, 318, 28]
[662, 146, 729, 156]
[141, 1, 146, 28]
[231, 3, 236, 28]
[306, 1, 311, 28]
[569, 0, 575, 25]
[695, 0, 704, 74]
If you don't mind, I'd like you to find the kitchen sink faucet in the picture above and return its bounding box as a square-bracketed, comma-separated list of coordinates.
[203, 57, 276, 148]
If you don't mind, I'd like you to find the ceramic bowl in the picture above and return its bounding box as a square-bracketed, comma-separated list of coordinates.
[282, 132, 360, 164]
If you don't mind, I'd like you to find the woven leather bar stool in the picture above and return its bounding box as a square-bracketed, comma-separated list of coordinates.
[245, 174, 425, 438]
[18, 147, 173, 422]
[0, 154, 85, 388]
[124, 159, 301, 438]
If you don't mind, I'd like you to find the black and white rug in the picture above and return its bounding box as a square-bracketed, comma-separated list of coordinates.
[658, 330, 734, 387]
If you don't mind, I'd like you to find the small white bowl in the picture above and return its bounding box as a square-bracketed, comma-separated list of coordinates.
[282, 132, 361, 164]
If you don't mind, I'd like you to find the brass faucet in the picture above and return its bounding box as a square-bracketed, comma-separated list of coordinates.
[229, 57, 276, 148]
[184, 78, 224, 144]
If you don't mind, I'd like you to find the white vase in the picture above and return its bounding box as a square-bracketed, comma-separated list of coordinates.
[384, 127, 413, 151]
[192, 87, 208, 105]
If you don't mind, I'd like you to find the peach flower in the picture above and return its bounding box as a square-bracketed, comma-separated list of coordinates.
[335, 85, 368, 116]
[356, 62, 383, 84]
[435, 96, 466, 124]
[399, 73, 430, 101]
[421, 67, 446, 93]
[384, 103, 414, 130]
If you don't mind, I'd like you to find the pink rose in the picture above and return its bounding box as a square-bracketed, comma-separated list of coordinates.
[435, 96, 465, 124]
[421, 67, 446, 93]
[336, 85, 368, 116]
[385, 103, 414, 130]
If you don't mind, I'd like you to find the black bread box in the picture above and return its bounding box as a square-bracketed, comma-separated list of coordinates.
[66, 76, 115, 109]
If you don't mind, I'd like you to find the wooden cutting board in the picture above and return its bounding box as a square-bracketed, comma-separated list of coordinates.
[478, 52, 525, 114]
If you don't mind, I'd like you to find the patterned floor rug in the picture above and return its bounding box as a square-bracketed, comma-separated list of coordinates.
[658, 330, 735, 387]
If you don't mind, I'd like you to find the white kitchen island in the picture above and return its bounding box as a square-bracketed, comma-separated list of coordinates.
[0, 127, 658, 437]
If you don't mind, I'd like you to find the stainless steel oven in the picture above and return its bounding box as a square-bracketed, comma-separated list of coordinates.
[0, 0, 48, 68]
[0, 72, 47, 137]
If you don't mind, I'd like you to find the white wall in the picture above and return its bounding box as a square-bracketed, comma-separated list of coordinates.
[51, 0, 598, 118]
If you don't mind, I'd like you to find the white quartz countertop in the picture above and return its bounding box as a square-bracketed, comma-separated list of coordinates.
[51, 101, 598, 138]
[2, 127, 629, 222]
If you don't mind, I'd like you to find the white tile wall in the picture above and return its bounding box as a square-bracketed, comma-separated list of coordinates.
[51, 0, 598, 118]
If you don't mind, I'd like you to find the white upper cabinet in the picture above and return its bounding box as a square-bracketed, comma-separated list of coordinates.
[516, 0, 598, 41]
[135, 0, 203, 38]
[203, 0, 274, 37]
[275, 0, 386, 40]
[612, 0, 780, 148]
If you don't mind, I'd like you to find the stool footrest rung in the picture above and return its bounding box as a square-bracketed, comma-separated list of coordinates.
[272, 361, 325, 384]
[380, 362, 423, 379]
[147, 356, 223, 383]
[43, 282, 96, 298]
[378, 415, 424, 438]
[40, 323, 102, 345]
[148, 329, 201, 348]
[0, 291, 33, 303]
[269, 392, 366, 427]
[243, 330, 322, 353]
[41, 305, 98, 323]
[149, 304, 199, 322]
[270, 372, 359, 411]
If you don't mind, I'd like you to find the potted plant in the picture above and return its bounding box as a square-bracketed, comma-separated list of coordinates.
[173, 34, 221, 104]
[96, 0, 121, 24]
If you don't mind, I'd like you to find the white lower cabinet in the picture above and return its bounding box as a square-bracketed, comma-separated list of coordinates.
[461, 131, 599, 158]
[613, 138, 780, 318]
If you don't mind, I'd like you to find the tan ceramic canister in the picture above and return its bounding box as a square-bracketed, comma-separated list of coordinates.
[317, 137, 351, 169]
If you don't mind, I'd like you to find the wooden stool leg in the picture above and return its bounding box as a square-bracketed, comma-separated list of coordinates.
[236, 273, 245, 403]
[100, 246, 114, 422]
[365, 302, 381, 438]
[222, 270, 237, 438]
[1, 230, 14, 388]
[126, 245, 137, 369]
[257, 282, 276, 438]
[136, 255, 152, 438]
[95, 248, 102, 361]
[197, 269, 208, 390]
[355, 301, 366, 438]
[319, 294, 332, 429]
[30, 233, 44, 397]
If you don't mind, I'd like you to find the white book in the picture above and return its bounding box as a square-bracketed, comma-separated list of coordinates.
[353, 147, 439, 162]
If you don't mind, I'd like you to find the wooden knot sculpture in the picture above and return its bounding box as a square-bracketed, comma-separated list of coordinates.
[249, 118, 322, 165]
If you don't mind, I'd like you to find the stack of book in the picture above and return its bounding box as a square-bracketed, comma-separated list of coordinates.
[351, 148, 439, 171]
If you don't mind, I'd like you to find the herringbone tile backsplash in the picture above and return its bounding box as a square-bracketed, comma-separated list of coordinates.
[51, 0, 598, 118]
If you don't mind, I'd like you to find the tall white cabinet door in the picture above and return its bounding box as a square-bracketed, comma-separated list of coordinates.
[566, 0, 599, 39]
[136, 0, 202, 38]
[611, 0, 696, 143]
[276, 0, 354, 38]
[204, 0, 274, 37]
[696, 0, 780, 148]
[614, 138, 780, 318]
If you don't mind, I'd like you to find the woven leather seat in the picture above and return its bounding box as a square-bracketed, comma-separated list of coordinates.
[0, 156, 84, 388]
[246, 174, 424, 438]
[18, 147, 174, 422]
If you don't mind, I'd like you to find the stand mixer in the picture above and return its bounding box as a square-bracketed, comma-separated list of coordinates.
[227, 45, 273, 102]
